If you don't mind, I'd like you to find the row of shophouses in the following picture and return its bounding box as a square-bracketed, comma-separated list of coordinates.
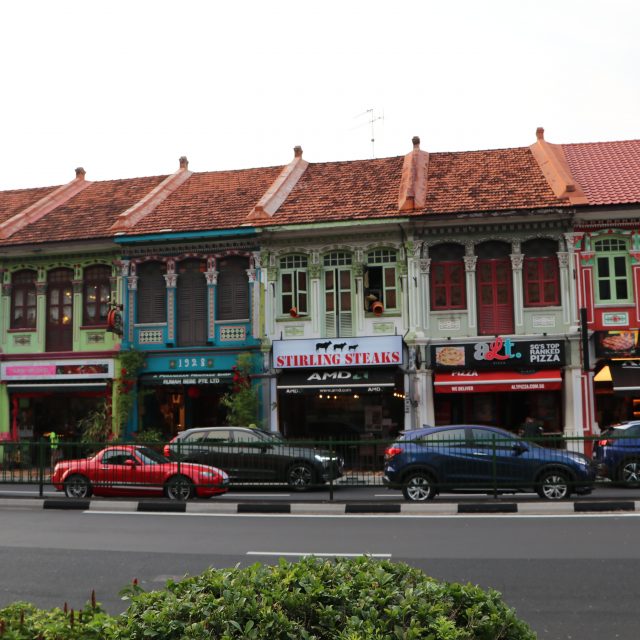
[1, 129, 639, 453]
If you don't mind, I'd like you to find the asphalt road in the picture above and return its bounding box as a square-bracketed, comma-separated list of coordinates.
[0, 506, 638, 639]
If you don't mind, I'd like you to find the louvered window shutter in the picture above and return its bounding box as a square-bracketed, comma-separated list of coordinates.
[177, 260, 207, 346]
[137, 262, 167, 323]
[218, 257, 249, 320]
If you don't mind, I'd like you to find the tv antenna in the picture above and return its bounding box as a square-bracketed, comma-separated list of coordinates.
[353, 108, 384, 158]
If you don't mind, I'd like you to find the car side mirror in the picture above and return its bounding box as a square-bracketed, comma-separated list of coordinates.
[512, 442, 528, 455]
[124, 459, 137, 467]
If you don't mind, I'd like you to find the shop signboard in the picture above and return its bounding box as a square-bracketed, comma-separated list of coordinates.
[594, 330, 640, 358]
[140, 372, 233, 386]
[273, 336, 403, 369]
[430, 337, 565, 370]
[1, 359, 114, 380]
[277, 368, 396, 394]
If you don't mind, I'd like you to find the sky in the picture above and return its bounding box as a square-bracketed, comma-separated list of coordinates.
[1, 0, 638, 190]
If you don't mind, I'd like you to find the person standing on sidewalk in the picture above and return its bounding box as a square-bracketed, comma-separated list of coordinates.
[45, 431, 62, 466]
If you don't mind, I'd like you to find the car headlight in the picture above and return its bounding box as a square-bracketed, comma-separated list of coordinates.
[314, 454, 334, 463]
[198, 471, 217, 478]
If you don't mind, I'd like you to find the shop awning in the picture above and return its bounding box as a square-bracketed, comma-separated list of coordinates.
[610, 363, 640, 395]
[434, 370, 562, 394]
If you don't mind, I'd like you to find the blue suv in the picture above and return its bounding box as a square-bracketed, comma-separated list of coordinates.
[592, 421, 640, 487]
[383, 424, 596, 501]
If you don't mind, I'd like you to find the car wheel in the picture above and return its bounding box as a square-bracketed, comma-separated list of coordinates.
[618, 459, 640, 487]
[64, 474, 92, 499]
[537, 469, 571, 500]
[402, 471, 437, 501]
[286, 463, 315, 491]
[164, 475, 194, 500]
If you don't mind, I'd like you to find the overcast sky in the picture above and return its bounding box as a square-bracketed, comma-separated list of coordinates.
[1, 0, 638, 190]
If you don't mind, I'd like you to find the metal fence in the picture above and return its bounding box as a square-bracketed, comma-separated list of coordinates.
[0, 431, 619, 499]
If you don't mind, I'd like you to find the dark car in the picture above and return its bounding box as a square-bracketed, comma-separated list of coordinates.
[51, 445, 229, 500]
[383, 424, 596, 501]
[592, 420, 640, 487]
[164, 426, 344, 490]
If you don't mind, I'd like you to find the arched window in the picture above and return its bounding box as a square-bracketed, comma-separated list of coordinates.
[11, 269, 37, 329]
[430, 244, 466, 310]
[594, 237, 631, 303]
[83, 265, 111, 325]
[217, 256, 249, 321]
[137, 262, 167, 323]
[279, 255, 308, 316]
[522, 239, 560, 307]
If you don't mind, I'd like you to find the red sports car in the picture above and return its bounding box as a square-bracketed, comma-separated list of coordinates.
[52, 445, 229, 500]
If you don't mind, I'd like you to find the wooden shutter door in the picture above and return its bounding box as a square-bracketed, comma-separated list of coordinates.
[46, 268, 74, 352]
[477, 259, 514, 335]
[177, 260, 207, 346]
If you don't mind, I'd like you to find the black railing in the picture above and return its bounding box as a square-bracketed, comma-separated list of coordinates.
[0, 433, 630, 497]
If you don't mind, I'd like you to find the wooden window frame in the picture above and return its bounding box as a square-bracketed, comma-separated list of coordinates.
[430, 261, 466, 310]
[83, 265, 112, 325]
[523, 256, 560, 307]
[11, 270, 38, 329]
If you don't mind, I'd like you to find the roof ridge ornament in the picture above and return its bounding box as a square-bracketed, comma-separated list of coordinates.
[0, 168, 92, 239]
[398, 136, 429, 211]
[530, 127, 587, 204]
[110, 156, 193, 232]
[247, 146, 309, 220]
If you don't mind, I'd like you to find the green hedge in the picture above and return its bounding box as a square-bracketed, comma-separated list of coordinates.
[0, 557, 535, 639]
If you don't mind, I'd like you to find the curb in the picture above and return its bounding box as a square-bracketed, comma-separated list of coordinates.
[3, 498, 640, 515]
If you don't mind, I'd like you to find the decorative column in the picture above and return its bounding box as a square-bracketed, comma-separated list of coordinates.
[510, 241, 524, 332]
[35, 274, 47, 351]
[205, 257, 217, 343]
[246, 256, 258, 339]
[563, 232, 580, 326]
[309, 258, 322, 334]
[163, 259, 177, 344]
[124, 261, 136, 347]
[419, 257, 431, 331]
[353, 261, 364, 333]
[72, 269, 83, 350]
[557, 251, 571, 326]
[464, 242, 478, 330]
[1, 278, 10, 350]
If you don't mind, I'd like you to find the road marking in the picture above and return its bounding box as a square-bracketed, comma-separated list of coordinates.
[83, 510, 640, 519]
[223, 494, 291, 498]
[247, 551, 391, 558]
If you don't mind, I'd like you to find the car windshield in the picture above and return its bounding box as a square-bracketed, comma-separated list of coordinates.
[135, 447, 170, 465]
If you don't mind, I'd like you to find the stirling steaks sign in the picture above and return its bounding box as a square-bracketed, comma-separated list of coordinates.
[273, 336, 403, 369]
[431, 337, 565, 370]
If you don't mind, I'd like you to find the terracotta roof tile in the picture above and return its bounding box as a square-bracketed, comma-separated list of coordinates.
[2, 175, 168, 246]
[128, 166, 284, 235]
[0, 186, 60, 225]
[562, 140, 640, 205]
[417, 147, 567, 214]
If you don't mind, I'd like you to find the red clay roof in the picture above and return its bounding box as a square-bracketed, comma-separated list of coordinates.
[129, 165, 283, 235]
[0, 137, 639, 247]
[1, 175, 168, 246]
[562, 140, 640, 206]
[0, 186, 60, 225]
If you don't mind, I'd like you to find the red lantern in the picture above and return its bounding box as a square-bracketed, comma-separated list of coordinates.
[187, 386, 201, 399]
[371, 301, 384, 316]
[289, 307, 298, 318]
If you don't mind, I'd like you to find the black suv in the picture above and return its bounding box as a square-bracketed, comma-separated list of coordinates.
[164, 427, 343, 490]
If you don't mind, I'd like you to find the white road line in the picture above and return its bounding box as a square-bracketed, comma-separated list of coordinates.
[247, 551, 392, 558]
[223, 494, 291, 498]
